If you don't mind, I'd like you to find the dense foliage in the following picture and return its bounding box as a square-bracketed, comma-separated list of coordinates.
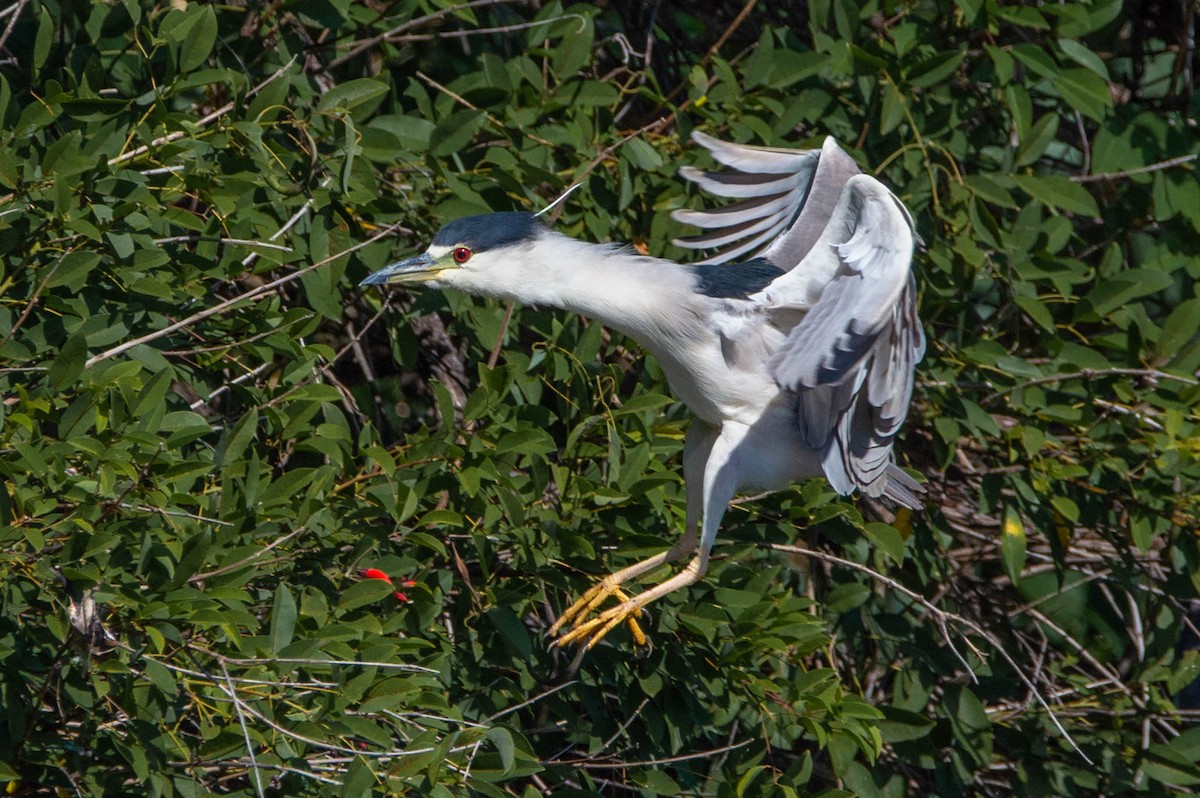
[1, 0, 1198, 795]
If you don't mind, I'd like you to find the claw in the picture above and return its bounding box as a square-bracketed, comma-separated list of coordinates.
[549, 550, 705, 651]
[548, 574, 621, 636]
[555, 598, 647, 649]
[550, 576, 649, 649]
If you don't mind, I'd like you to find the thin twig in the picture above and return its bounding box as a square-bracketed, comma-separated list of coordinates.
[324, 0, 525, 71]
[108, 57, 298, 168]
[0, 0, 30, 54]
[389, 15, 587, 44]
[599, 698, 649, 754]
[153, 236, 293, 251]
[766, 543, 1095, 764]
[189, 360, 276, 411]
[188, 526, 307, 584]
[120, 503, 235, 527]
[221, 663, 266, 798]
[1026, 606, 1176, 742]
[215, 656, 439, 675]
[486, 680, 578, 722]
[486, 301, 516, 369]
[1072, 153, 1197, 183]
[699, 0, 757, 71]
[0, 2, 29, 21]
[84, 220, 405, 368]
[241, 199, 314, 269]
[573, 114, 677, 190]
[984, 367, 1198, 405]
[552, 739, 753, 769]
[0, 253, 60, 351]
[415, 70, 557, 149]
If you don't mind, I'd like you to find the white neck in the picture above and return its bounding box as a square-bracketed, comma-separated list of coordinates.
[441, 229, 704, 348]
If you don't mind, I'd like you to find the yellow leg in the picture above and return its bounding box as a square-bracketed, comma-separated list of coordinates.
[552, 420, 723, 650]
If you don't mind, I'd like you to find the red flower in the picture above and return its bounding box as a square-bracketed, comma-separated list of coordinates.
[357, 568, 417, 603]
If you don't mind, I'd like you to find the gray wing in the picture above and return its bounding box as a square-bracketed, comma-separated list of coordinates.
[671, 132, 861, 269]
[757, 174, 926, 508]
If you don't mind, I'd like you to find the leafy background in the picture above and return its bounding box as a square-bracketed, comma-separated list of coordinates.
[1, 0, 1199, 795]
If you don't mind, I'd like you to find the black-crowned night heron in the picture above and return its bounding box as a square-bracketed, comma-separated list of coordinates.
[362, 132, 925, 649]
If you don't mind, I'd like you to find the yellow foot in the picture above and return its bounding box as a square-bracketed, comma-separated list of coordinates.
[549, 575, 648, 649]
[554, 597, 648, 649]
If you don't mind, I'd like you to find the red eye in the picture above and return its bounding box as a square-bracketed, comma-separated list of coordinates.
[452, 247, 471, 264]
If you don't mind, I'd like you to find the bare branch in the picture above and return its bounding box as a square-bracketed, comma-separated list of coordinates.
[766, 543, 1095, 765]
[984, 367, 1198, 405]
[1072, 153, 1197, 183]
[84, 220, 406, 368]
[109, 57, 299, 169]
[221, 662, 266, 798]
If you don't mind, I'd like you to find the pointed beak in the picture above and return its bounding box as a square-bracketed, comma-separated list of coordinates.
[360, 252, 441, 286]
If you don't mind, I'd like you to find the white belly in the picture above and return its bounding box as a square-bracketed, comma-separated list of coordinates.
[724, 402, 824, 492]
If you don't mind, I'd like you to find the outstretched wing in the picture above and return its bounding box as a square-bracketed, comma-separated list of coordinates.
[671, 132, 861, 269]
[756, 174, 925, 508]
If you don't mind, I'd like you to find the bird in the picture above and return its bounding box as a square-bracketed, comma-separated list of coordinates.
[361, 131, 925, 650]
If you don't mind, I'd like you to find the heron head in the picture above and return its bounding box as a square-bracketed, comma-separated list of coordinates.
[361, 212, 544, 290]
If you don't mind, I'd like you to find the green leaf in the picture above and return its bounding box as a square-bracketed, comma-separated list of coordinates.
[826, 582, 871, 613]
[340, 757, 376, 797]
[318, 78, 390, 113]
[906, 50, 967, 88]
[1168, 651, 1200, 695]
[966, 174, 1017, 208]
[623, 137, 663, 171]
[635, 770, 681, 796]
[743, 28, 775, 87]
[1051, 495, 1079, 523]
[269, 585, 297, 653]
[33, 4, 54, 76]
[430, 109, 486, 157]
[1015, 114, 1060, 167]
[143, 658, 177, 696]
[180, 7, 218, 72]
[947, 686, 993, 767]
[337, 580, 393, 611]
[1056, 39, 1109, 80]
[994, 4, 1049, 28]
[49, 333, 87, 390]
[487, 608, 532, 658]
[1158, 299, 1200, 360]
[1052, 68, 1113, 122]
[1000, 506, 1027, 586]
[1005, 84, 1032, 137]
[877, 706, 935, 743]
[486, 727, 515, 773]
[1080, 269, 1175, 318]
[45, 251, 101, 290]
[1144, 743, 1200, 787]
[736, 765, 769, 796]
[879, 81, 905, 135]
[863, 522, 905, 564]
[1014, 295, 1055, 333]
[1012, 46, 1058, 81]
[1055, 0, 1122, 35]
[1011, 174, 1099, 216]
[133, 368, 174, 418]
[551, 16, 594, 76]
